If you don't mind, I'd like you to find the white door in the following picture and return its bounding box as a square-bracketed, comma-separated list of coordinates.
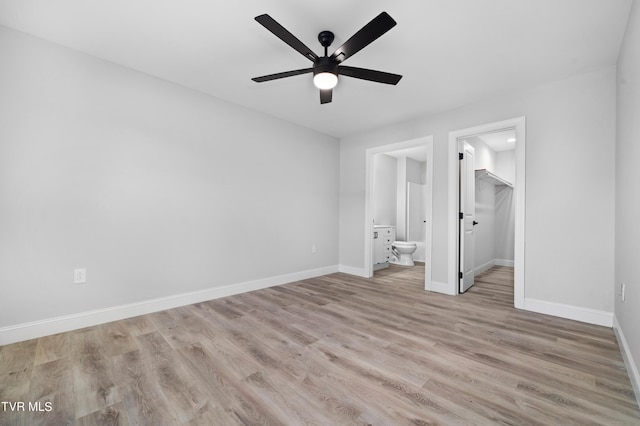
[459, 141, 476, 293]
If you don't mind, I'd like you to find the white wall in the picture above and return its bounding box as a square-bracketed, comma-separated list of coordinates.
[466, 138, 497, 271]
[465, 137, 497, 172]
[406, 158, 426, 250]
[496, 150, 516, 184]
[395, 157, 408, 241]
[395, 157, 424, 241]
[495, 185, 515, 263]
[474, 179, 497, 270]
[339, 66, 616, 314]
[372, 154, 397, 226]
[495, 150, 516, 263]
[0, 27, 339, 331]
[615, 0, 640, 403]
[466, 138, 515, 272]
[406, 158, 424, 184]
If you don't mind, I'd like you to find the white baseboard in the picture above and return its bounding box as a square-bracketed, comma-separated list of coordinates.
[613, 315, 640, 409]
[474, 259, 495, 275]
[429, 281, 456, 295]
[0, 265, 339, 346]
[523, 298, 613, 327]
[338, 264, 369, 278]
[473, 259, 513, 275]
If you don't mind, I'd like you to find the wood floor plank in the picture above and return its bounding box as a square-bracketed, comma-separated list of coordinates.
[34, 333, 70, 366]
[1, 265, 639, 425]
[0, 339, 37, 376]
[112, 349, 180, 425]
[69, 329, 121, 419]
[176, 342, 286, 425]
[26, 357, 75, 424]
[76, 402, 127, 426]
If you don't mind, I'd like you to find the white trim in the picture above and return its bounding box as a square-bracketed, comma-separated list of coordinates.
[523, 298, 613, 327]
[474, 259, 496, 275]
[495, 259, 515, 267]
[430, 281, 456, 295]
[423, 139, 434, 293]
[448, 117, 526, 307]
[0, 265, 339, 346]
[613, 316, 640, 409]
[448, 132, 458, 295]
[513, 118, 526, 309]
[364, 136, 434, 291]
[338, 264, 369, 277]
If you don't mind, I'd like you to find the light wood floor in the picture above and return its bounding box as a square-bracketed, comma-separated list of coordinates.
[1, 265, 639, 425]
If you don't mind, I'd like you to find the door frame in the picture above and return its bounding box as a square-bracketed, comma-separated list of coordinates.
[364, 136, 434, 291]
[447, 117, 526, 307]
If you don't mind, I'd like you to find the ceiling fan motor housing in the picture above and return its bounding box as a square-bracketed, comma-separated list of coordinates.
[313, 56, 338, 77]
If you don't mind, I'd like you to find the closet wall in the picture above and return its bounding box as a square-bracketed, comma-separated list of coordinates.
[495, 150, 516, 265]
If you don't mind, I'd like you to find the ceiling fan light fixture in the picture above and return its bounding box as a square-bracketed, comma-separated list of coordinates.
[313, 72, 338, 89]
[252, 12, 401, 104]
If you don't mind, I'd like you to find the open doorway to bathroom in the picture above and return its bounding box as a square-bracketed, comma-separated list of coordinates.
[364, 136, 433, 291]
[448, 117, 525, 308]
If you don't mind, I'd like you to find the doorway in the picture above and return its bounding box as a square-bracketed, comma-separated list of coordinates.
[448, 117, 526, 307]
[364, 136, 434, 291]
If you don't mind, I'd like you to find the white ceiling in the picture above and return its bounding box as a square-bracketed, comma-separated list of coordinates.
[0, 1, 632, 138]
[475, 129, 517, 152]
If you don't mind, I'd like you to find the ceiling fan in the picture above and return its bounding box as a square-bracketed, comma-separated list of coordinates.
[251, 12, 402, 104]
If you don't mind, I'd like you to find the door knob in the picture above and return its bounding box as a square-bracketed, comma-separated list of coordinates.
[473, 221, 479, 225]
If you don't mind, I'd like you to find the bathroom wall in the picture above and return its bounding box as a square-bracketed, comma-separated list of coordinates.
[372, 154, 397, 226]
[396, 157, 408, 240]
[407, 158, 427, 261]
[407, 158, 424, 185]
[395, 157, 426, 242]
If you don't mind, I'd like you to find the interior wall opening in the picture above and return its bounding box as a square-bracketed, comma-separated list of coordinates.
[364, 136, 433, 291]
[458, 129, 517, 294]
[448, 117, 526, 307]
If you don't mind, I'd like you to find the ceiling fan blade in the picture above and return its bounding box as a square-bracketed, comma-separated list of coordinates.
[320, 89, 332, 104]
[330, 12, 396, 63]
[252, 68, 313, 83]
[339, 66, 402, 85]
[255, 14, 319, 62]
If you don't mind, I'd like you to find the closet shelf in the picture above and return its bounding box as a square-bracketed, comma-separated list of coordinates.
[475, 169, 513, 188]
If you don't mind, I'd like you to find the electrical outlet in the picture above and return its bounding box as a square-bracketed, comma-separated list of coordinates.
[74, 268, 86, 284]
[311, 244, 317, 254]
[621, 282, 625, 302]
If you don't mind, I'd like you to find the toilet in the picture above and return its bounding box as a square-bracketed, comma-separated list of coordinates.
[391, 241, 417, 266]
